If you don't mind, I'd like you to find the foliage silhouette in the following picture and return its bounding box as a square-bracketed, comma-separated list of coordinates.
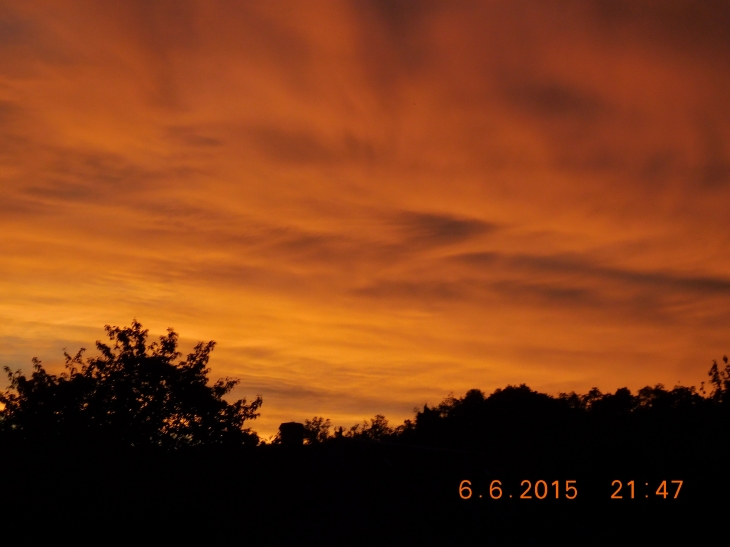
[1, 339, 727, 543]
[303, 416, 331, 444]
[345, 414, 394, 441]
[0, 320, 261, 448]
[302, 358, 730, 479]
[707, 355, 730, 404]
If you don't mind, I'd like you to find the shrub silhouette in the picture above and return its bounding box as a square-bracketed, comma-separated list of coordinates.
[0, 320, 261, 448]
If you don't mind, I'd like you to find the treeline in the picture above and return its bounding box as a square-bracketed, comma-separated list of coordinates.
[298, 358, 730, 472]
[305, 361, 730, 445]
[1, 321, 727, 542]
[2, 320, 729, 464]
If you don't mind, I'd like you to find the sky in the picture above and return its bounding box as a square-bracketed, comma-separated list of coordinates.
[2, 0, 730, 438]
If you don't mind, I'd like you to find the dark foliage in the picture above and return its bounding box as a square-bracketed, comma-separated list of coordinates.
[1, 330, 727, 542]
[303, 416, 331, 444]
[0, 320, 261, 448]
[707, 355, 730, 404]
[301, 357, 730, 479]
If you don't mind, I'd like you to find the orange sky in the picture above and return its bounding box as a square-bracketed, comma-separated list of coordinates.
[2, 0, 730, 437]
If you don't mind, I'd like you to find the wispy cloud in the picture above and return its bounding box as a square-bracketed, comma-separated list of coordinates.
[1, 0, 729, 435]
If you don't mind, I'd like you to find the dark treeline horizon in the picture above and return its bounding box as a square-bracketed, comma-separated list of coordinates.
[300, 362, 730, 444]
[1, 319, 729, 454]
[1, 321, 727, 543]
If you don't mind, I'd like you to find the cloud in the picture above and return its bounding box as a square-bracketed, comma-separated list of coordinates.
[585, 0, 730, 58]
[245, 125, 380, 166]
[352, 279, 463, 302]
[166, 125, 222, 148]
[506, 81, 607, 120]
[391, 211, 497, 249]
[248, 126, 338, 165]
[2, 1, 730, 437]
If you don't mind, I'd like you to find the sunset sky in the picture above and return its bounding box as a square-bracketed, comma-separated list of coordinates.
[2, 0, 730, 437]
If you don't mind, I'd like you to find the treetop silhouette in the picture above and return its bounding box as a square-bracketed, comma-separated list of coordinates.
[0, 320, 262, 448]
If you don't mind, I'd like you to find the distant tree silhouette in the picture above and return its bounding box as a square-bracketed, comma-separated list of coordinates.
[707, 355, 730, 405]
[0, 320, 262, 448]
[303, 416, 331, 444]
[306, 363, 728, 470]
[346, 414, 393, 440]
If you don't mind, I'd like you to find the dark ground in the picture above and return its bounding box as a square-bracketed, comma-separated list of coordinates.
[0, 438, 722, 545]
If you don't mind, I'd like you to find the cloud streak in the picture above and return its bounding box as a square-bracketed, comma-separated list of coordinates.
[1, 0, 729, 435]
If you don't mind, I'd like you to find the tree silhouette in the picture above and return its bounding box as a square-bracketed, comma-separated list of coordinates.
[0, 320, 262, 448]
[303, 416, 331, 444]
[707, 355, 730, 405]
[346, 414, 393, 440]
